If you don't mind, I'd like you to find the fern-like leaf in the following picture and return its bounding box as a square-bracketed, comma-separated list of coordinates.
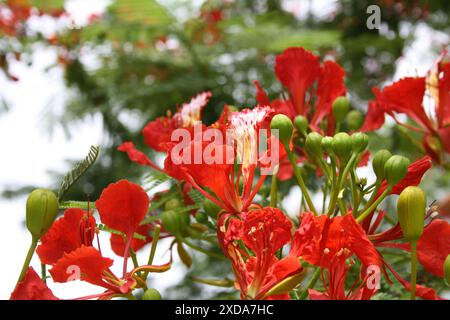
[58, 145, 100, 201]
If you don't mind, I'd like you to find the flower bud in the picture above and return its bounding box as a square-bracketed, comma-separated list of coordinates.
[346, 110, 363, 131]
[332, 132, 352, 161]
[26, 189, 59, 239]
[321, 136, 334, 154]
[164, 198, 182, 211]
[384, 155, 410, 186]
[444, 254, 450, 286]
[305, 132, 323, 156]
[351, 132, 369, 153]
[203, 198, 221, 219]
[270, 114, 293, 147]
[397, 186, 426, 242]
[161, 210, 190, 235]
[332, 96, 350, 123]
[142, 288, 162, 300]
[294, 115, 308, 135]
[372, 149, 392, 181]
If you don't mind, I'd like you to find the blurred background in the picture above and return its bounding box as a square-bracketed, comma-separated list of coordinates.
[0, 0, 449, 299]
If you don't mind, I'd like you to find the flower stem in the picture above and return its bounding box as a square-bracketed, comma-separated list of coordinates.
[17, 236, 38, 283]
[286, 147, 317, 215]
[143, 224, 161, 281]
[270, 175, 278, 207]
[410, 240, 418, 300]
[181, 238, 226, 260]
[356, 186, 392, 223]
[41, 263, 47, 284]
[299, 267, 321, 300]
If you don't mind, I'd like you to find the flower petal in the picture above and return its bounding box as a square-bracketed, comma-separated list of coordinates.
[10, 267, 58, 300]
[96, 180, 149, 237]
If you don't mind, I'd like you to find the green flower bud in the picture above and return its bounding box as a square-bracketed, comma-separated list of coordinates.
[384, 155, 410, 186]
[142, 288, 162, 300]
[351, 132, 369, 153]
[294, 115, 308, 134]
[332, 132, 352, 161]
[164, 198, 182, 211]
[444, 254, 450, 286]
[26, 189, 59, 239]
[270, 114, 293, 147]
[203, 198, 221, 219]
[305, 132, 323, 156]
[332, 96, 350, 123]
[346, 110, 363, 131]
[397, 186, 426, 242]
[321, 136, 334, 154]
[372, 150, 392, 181]
[161, 210, 190, 235]
[195, 211, 208, 224]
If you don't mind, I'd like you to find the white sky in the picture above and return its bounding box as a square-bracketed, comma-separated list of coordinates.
[0, 0, 449, 299]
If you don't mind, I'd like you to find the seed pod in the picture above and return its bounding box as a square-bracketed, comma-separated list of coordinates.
[332, 96, 350, 124]
[346, 110, 363, 131]
[270, 114, 293, 147]
[26, 189, 59, 239]
[294, 115, 308, 135]
[444, 254, 450, 286]
[332, 132, 352, 161]
[142, 288, 162, 300]
[397, 186, 426, 242]
[372, 149, 392, 181]
[351, 132, 369, 153]
[305, 132, 323, 156]
[384, 155, 410, 186]
[161, 210, 190, 235]
[321, 136, 334, 154]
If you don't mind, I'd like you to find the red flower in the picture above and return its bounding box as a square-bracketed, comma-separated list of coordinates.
[10, 267, 58, 300]
[217, 207, 302, 299]
[361, 54, 450, 163]
[164, 106, 275, 213]
[291, 212, 381, 268]
[257, 47, 346, 135]
[142, 91, 211, 152]
[36, 208, 96, 265]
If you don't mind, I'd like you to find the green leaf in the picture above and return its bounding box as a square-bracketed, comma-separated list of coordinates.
[57, 145, 100, 201]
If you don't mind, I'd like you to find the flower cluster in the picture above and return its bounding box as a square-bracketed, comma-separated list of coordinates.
[10, 47, 450, 300]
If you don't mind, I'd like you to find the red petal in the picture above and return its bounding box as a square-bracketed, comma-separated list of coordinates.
[118, 142, 159, 169]
[437, 60, 450, 127]
[110, 224, 152, 257]
[291, 213, 381, 268]
[308, 289, 331, 300]
[142, 117, 177, 152]
[361, 100, 386, 132]
[253, 80, 271, 106]
[50, 246, 114, 290]
[311, 60, 346, 131]
[96, 180, 149, 237]
[275, 47, 321, 115]
[418, 219, 450, 277]
[37, 208, 95, 265]
[10, 267, 58, 300]
[376, 77, 433, 132]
